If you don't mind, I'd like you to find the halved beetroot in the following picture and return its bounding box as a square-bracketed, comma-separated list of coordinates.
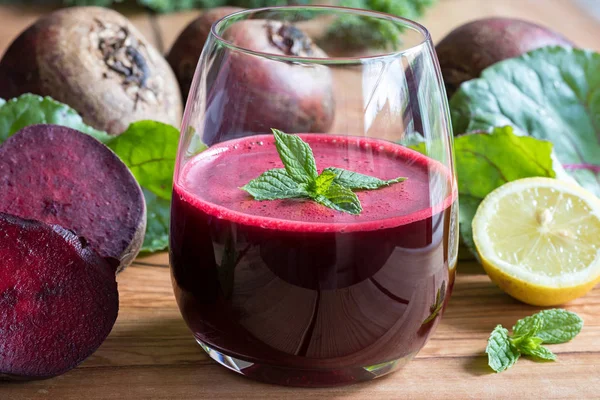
[0, 213, 118, 380]
[0, 125, 146, 272]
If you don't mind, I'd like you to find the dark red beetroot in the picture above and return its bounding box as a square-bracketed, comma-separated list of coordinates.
[0, 125, 146, 272]
[201, 20, 335, 145]
[436, 18, 573, 97]
[0, 7, 182, 135]
[0, 213, 118, 380]
[167, 7, 243, 100]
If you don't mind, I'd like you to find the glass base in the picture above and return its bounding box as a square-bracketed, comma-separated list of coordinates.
[197, 339, 410, 387]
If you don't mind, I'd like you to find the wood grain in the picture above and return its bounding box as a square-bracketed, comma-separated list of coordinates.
[0, 0, 599, 399]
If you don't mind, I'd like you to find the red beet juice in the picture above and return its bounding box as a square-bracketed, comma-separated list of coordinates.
[170, 133, 457, 387]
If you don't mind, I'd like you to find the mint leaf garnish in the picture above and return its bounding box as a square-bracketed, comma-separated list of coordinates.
[486, 325, 520, 373]
[312, 169, 337, 194]
[486, 309, 583, 373]
[242, 130, 407, 215]
[313, 183, 362, 215]
[324, 167, 406, 190]
[513, 309, 583, 344]
[272, 128, 318, 184]
[241, 169, 309, 200]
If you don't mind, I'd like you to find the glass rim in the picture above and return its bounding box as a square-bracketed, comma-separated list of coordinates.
[210, 5, 432, 64]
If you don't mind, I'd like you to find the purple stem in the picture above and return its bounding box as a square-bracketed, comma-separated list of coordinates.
[563, 163, 600, 173]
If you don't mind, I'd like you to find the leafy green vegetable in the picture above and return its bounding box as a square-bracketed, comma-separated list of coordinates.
[108, 121, 180, 252]
[242, 129, 406, 215]
[0, 94, 111, 145]
[513, 309, 584, 344]
[486, 309, 583, 373]
[107, 121, 179, 201]
[326, 0, 437, 49]
[412, 126, 556, 255]
[486, 325, 520, 373]
[450, 46, 600, 197]
[141, 188, 171, 252]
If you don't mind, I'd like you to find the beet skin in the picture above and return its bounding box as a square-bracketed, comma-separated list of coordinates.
[202, 20, 335, 145]
[0, 125, 146, 272]
[167, 7, 243, 100]
[0, 7, 183, 135]
[436, 18, 573, 97]
[0, 213, 118, 380]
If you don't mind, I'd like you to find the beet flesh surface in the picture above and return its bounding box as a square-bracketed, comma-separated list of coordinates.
[0, 213, 119, 380]
[0, 125, 146, 272]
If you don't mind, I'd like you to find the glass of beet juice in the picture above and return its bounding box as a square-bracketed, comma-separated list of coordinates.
[170, 6, 458, 387]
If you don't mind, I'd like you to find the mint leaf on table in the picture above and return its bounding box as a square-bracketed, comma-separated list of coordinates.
[313, 183, 362, 215]
[324, 167, 407, 190]
[450, 46, 600, 197]
[108, 121, 180, 252]
[242, 130, 406, 215]
[513, 309, 584, 344]
[0, 94, 111, 145]
[241, 169, 310, 200]
[486, 309, 583, 373]
[411, 126, 556, 257]
[272, 128, 318, 184]
[486, 325, 521, 373]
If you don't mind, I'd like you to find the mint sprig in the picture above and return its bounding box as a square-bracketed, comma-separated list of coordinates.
[241, 129, 407, 215]
[486, 309, 583, 373]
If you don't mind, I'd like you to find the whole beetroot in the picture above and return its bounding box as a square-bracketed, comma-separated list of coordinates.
[167, 7, 243, 100]
[436, 18, 573, 97]
[0, 7, 183, 135]
[203, 19, 335, 145]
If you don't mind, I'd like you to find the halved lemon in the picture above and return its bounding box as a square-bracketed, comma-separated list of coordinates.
[472, 177, 600, 306]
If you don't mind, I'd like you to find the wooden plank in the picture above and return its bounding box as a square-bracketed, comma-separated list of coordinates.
[1, 261, 599, 399]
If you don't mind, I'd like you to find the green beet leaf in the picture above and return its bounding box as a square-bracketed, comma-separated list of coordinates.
[0, 94, 111, 144]
[107, 120, 179, 201]
[412, 126, 555, 256]
[108, 121, 181, 253]
[141, 188, 170, 253]
[450, 46, 600, 197]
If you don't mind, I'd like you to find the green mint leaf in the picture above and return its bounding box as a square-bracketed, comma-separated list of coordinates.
[242, 169, 309, 201]
[0, 94, 111, 145]
[313, 169, 337, 194]
[486, 325, 521, 373]
[511, 334, 543, 351]
[140, 188, 170, 252]
[108, 121, 179, 201]
[313, 183, 362, 215]
[520, 344, 557, 361]
[450, 46, 600, 197]
[513, 309, 584, 344]
[324, 167, 406, 190]
[272, 129, 318, 184]
[412, 126, 556, 258]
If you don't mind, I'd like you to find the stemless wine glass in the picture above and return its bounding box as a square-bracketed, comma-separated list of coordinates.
[170, 6, 458, 387]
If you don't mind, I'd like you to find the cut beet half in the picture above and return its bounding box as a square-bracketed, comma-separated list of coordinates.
[0, 124, 146, 272]
[0, 213, 119, 380]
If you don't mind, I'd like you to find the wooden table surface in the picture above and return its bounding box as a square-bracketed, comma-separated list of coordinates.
[1, 1, 600, 399]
